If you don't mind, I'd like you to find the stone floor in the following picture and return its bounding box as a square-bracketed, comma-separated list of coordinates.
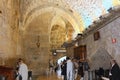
[35, 73, 81, 80]
[36, 74, 59, 80]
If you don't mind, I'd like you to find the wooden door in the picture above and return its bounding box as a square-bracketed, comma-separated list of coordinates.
[74, 45, 87, 61]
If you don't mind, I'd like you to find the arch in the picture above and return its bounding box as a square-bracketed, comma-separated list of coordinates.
[57, 56, 66, 64]
[50, 24, 66, 49]
[22, 5, 82, 33]
[89, 47, 112, 70]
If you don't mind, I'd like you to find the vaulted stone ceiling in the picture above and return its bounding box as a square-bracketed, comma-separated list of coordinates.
[17, 0, 120, 53]
[20, 0, 120, 30]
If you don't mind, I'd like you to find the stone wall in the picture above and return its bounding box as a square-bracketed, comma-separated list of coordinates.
[78, 16, 120, 70]
[0, 0, 20, 67]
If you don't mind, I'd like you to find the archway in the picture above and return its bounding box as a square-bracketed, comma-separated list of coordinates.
[90, 48, 112, 70]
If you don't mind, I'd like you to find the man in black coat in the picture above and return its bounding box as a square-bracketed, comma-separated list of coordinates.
[109, 59, 120, 80]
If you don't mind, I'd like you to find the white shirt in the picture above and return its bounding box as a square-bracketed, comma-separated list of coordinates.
[19, 63, 28, 80]
[109, 63, 115, 76]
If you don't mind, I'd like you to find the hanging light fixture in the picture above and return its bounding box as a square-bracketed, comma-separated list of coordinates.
[0, 10, 2, 14]
[36, 35, 40, 48]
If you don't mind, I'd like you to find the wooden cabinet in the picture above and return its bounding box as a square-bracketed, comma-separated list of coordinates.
[74, 45, 87, 61]
[0, 66, 15, 80]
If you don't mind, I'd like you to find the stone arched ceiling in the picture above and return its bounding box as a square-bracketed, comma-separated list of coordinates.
[22, 8, 75, 51]
[22, 6, 82, 34]
[50, 21, 74, 49]
[50, 25, 66, 49]
[20, 0, 120, 32]
[21, 5, 82, 48]
[19, 0, 120, 51]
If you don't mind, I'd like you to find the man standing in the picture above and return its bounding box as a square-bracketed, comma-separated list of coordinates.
[73, 59, 79, 80]
[49, 59, 54, 75]
[83, 60, 90, 80]
[18, 59, 28, 80]
[66, 57, 74, 80]
[109, 59, 120, 80]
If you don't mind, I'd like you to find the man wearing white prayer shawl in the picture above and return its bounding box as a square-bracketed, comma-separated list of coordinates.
[66, 57, 74, 80]
[18, 59, 28, 80]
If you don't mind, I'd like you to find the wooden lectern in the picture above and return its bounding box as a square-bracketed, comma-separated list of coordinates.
[0, 66, 15, 80]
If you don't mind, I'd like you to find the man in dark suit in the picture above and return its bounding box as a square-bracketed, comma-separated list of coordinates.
[109, 59, 120, 80]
